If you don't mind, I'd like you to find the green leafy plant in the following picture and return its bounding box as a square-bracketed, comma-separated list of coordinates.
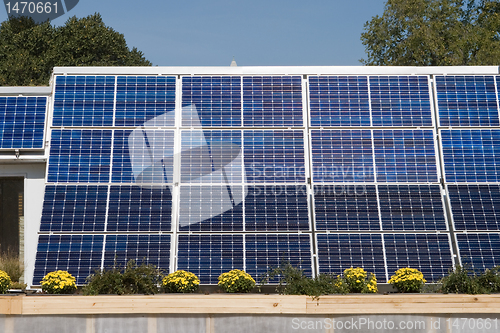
[41, 270, 76, 294]
[83, 260, 161, 295]
[218, 269, 256, 293]
[162, 270, 200, 293]
[389, 268, 427, 293]
[0, 269, 11, 293]
[342, 267, 378, 293]
[0, 250, 24, 283]
[260, 263, 348, 296]
[439, 265, 483, 294]
[476, 266, 500, 293]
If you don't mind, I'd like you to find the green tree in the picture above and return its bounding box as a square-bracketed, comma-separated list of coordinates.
[0, 13, 151, 86]
[360, 0, 500, 66]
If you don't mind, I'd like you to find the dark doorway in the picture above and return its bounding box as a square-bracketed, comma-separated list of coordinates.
[0, 177, 24, 256]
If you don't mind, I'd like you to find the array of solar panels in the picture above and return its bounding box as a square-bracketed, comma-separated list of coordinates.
[33, 74, 500, 285]
[0, 96, 47, 149]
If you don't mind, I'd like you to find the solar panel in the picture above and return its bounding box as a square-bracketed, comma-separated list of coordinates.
[243, 76, 303, 127]
[373, 129, 437, 182]
[245, 234, 312, 283]
[103, 234, 171, 268]
[40, 185, 108, 232]
[33, 234, 104, 285]
[384, 233, 453, 281]
[244, 130, 305, 183]
[448, 185, 500, 231]
[316, 233, 386, 278]
[313, 184, 380, 231]
[53, 76, 115, 127]
[308, 76, 370, 127]
[0, 96, 47, 149]
[436, 75, 499, 127]
[245, 185, 309, 231]
[177, 234, 244, 284]
[456, 233, 500, 272]
[441, 129, 500, 182]
[107, 185, 172, 232]
[311, 130, 374, 182]
[370, 76, 432, 127]
[47, 129, 112, 183]
[182, 76, 241, 127]
[115, 76, 176, 127]
[378, 185, 447, 231]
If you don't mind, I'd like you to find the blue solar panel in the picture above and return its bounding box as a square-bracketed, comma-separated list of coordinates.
[378, 185, 447, 231]
[244, 130, 305, 183]
[373, 130, 437, 182]
[112, 129, 175, 184]
[182, 76, 241, 127]
[314, 185, 380, 231]
[441, 129, 500, 182]
[104, 234, 170, 269]
[456, 233, 500, 272]
[181, 130, 242, 184]
[47, 129, 112, 183]
[436, 75, 499, 127]
[243, 76, 303, 127]
[33, 234, 104, 285]
[309, 76, 370, 127]
[316, 234, 386, 278]
[370, 76, 432, 127]
[384, 233, 453, 281]
[40, 185, 108, 232]
[311, 130, 374, 182]
[115, 76, 176, 127]
[177, 234, 244, 284]
[245, 185, 309, 231]
[245, 234, 312, 283]
[448, 185, 500, 231]
[107, 186, 172, 232]
[0, 96, 46, 149]
[53, 76, 115, 127]
[178, 185, 244, 232]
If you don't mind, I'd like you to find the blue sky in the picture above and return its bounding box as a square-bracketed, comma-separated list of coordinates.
[1, 0, 388, 66]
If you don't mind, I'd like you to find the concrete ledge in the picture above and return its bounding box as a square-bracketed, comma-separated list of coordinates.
[2, 294, 500, 315]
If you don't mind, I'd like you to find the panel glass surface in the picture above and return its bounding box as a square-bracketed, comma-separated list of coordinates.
[33, 235, 104, 285]
[436, 75, 499, 127]
[47, 129, 112, 183]
[311, 130, 374, 182]
[309, 76, 370, 127]
[373, 130, 437, 182]
[245, 234, 312, 282]
[0, 96, 46, 148]
[316, 234, 386, 278]
[177, 234, 244, 284]
[378, 185, 447, 231]
[40, 185, 108, 232]
[243, 76, 303, 127]
[370, 76, 432, 127]
[115, 76, 176, 127]
[384, 233, 453, 281]
[456, 233, 500, 272]
[182, 76, 241, 127]
[441, 129, 500, 182]
[314, 185, 380, 231]
[448, 185, 500, 231]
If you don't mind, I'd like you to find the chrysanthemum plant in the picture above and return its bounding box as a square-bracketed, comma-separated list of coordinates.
[218, 269, 255, 293]
[162, 270, 200, 293]
[389, 267, 427, 293]
[342, 267, 378, 293]
[0, 270, 11, 294]
[41, 270, 77, 294]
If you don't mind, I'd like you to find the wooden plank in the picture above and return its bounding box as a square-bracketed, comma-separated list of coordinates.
[0, 296, 22, 315]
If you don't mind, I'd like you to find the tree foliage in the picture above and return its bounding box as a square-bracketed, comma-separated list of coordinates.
[0, 13, 151, 86]
[360, 0, 500, 65]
